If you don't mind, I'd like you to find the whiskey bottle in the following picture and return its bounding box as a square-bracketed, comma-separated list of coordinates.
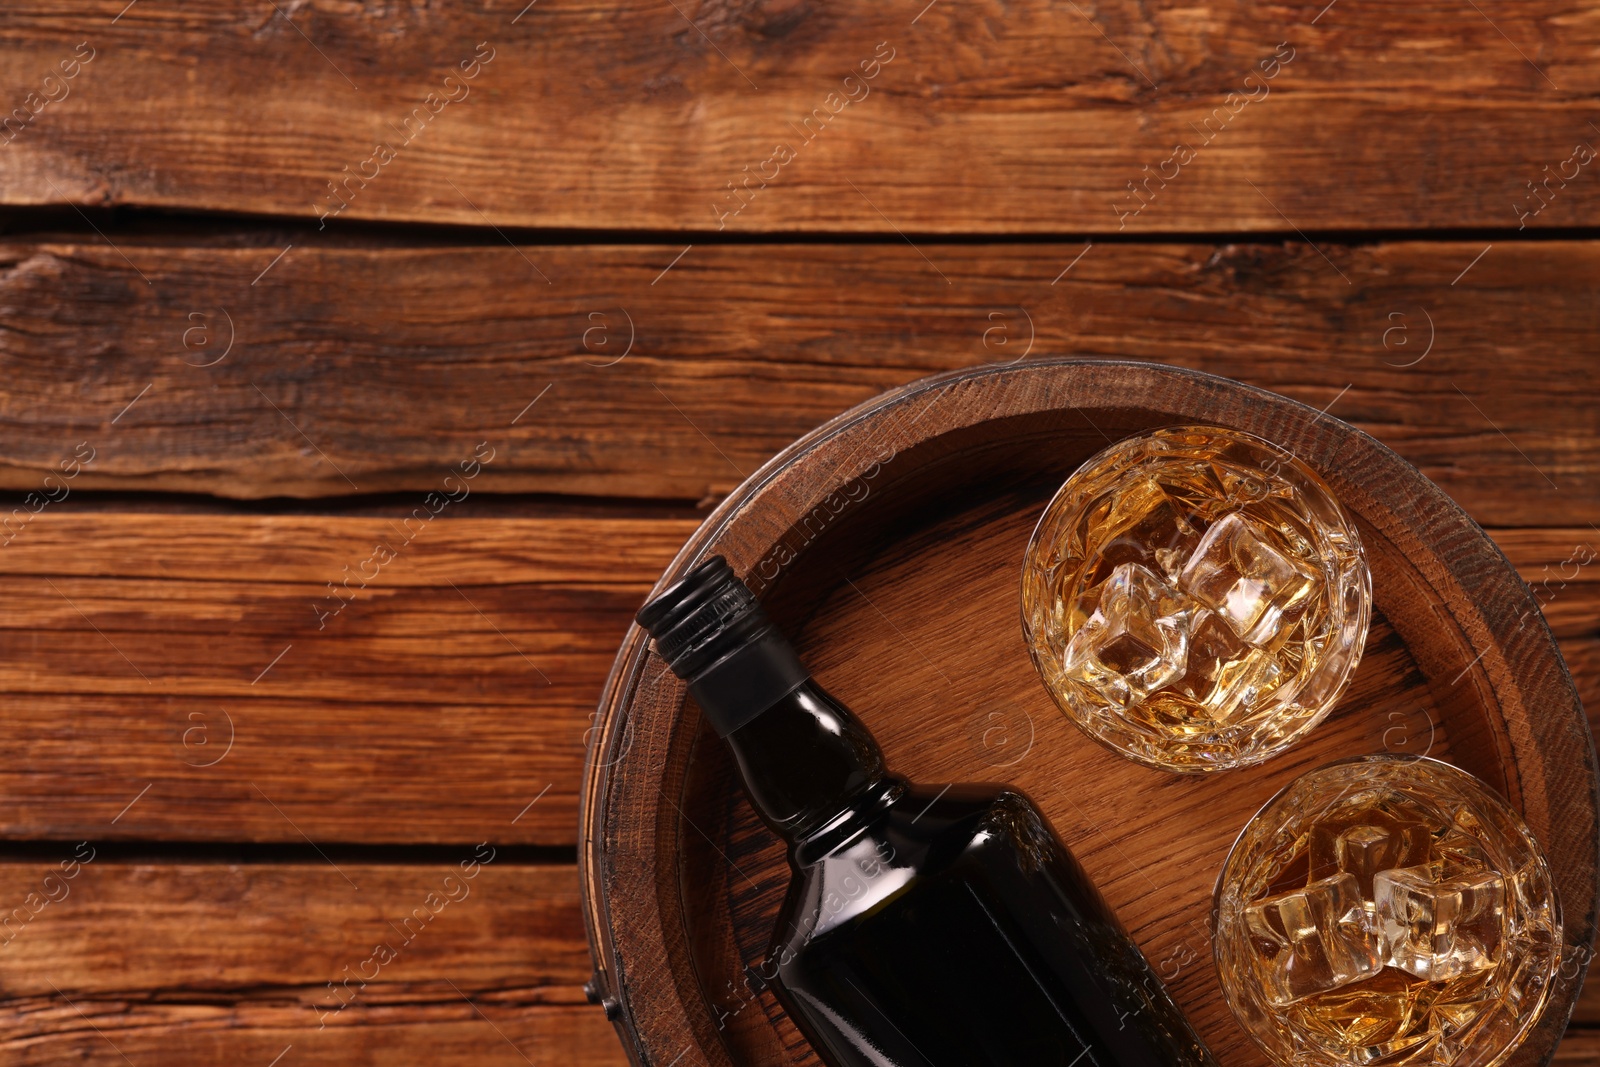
[636, 556, 1218, 1067]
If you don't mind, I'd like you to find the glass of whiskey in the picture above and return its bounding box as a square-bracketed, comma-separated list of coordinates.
[1213, 755, 1561, 1067]
[1021, 425, 1370, 772]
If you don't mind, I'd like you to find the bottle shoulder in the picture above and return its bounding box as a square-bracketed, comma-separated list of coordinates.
[791, 780, 1033, 867]
[801, 781, 1053, 866]
[888, 782, 1053, 863]
[776, 781, 1060, 944]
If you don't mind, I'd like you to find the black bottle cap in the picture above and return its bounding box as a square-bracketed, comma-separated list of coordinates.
[636, 556, 763, 676]
[636, 556, 811, 736]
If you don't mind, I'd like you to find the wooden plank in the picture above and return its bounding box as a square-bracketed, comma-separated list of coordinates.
[0, 513, 695, 845]
[4, 2, 1599, 231]
[0, 858, 626, 1065]
[0, 855, 1590, 1065]
[1, 240, 1596, 523]
[1555, 1030, 1600, 1062]
[0, 514, 1590, 846]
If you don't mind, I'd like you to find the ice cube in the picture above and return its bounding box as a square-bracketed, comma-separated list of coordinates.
[1244, 872, 1382, 1007]
[1434, 831, 1495, 881]
[1177, 512, 1320, 646]
[1062, 562, 1191, 709]
[1374, 865, 1505, 982]
[1176, 609, 1282, 723]
[1308, 820, 1432, 905]
[1097, 477, 1200, 582]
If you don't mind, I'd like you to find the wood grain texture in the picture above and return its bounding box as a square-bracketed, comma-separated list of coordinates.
[0, 856, 1586, 1064]
[1554, 1030, 1600, 1061]
[0, 514, 1583, 1067]
[3, 2, 1598, 231]
[5, 4, 1595, 1064]
[0, 859, 625, 1065]
[583, 361, 1598, 1067]
[0, 513, 694, 844]
[0, 510, 1589, 850]
[0, 240, 1595, 523]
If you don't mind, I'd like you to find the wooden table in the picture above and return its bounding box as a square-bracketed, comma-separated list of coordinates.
[0, 2, 1595, 1064]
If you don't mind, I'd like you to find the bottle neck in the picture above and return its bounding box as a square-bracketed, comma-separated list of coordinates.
[632, 556, 887, 843]
[716, 678, 887, 842]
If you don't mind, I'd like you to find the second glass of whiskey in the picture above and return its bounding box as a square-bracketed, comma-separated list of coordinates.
[1021, 425, 1370, 772]
[1212, 755, 1561, 1067]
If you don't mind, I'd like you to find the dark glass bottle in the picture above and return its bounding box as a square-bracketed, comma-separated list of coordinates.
[637, 557, 1218, 1067]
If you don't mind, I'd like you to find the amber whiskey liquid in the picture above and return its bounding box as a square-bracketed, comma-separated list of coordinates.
[638, 557, 1217, 1067]
[1214, 756, 1560, 1067]
[1023, 425, 1369, 772]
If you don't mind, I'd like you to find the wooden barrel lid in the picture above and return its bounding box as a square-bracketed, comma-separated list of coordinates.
[580, 359, 1598, 1067]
